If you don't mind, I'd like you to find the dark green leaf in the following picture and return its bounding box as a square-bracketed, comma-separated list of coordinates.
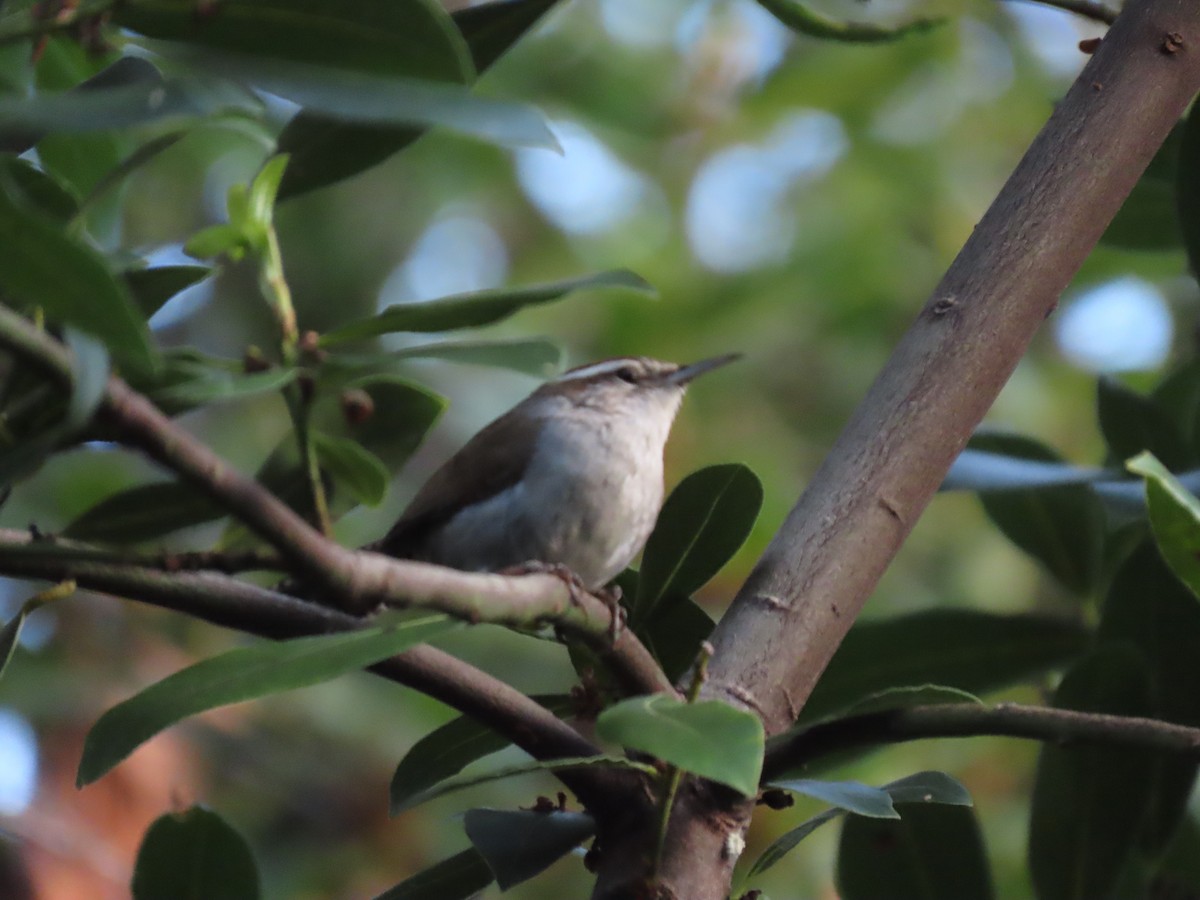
[1155, 817, 1200, 897]
[78, 131, 187, 218]
[771, 778, 898, 818]
[276, 0, 558, 199]
[749, 771, 973, 877]
[0, 179, 156, 376]
[1102, 151, 1181, 250]
[1177, 108, 1200, 278]
[756, 0, 943, 43]
[0, 155, 79, 222]
[79, 615, 458, 786]
[637, 594, 714, 682]
[322, 270, 654, 342]
[464, 808, 595, 890]
[371, 847, 494, 900]
[798, 609, 1089, 724]
[454, 0, 561, 71]
[1153, 358, 1200, 454]
[393, 754, 655, 814]
[837, 802, 993, 900]
[119, 0, 471, 81]
[132, 806, 259, 900]
[312, 432, 390, 507]
[634, 464, 762, 622]
[1100, 541, 1200, 852]
[972, 432, 1105, 594]
[595, 695, 763, 795]
[64, 480, 224, 543]
[323, 375, 447, 471]
[1029, 645, 1156, 900]
[1126, 452, 1200, 597]
[123, 265, 213, 320]
[390, 694, 574, 812]
[149, 367, 297, 412]
[1098, 377, 1193, 470]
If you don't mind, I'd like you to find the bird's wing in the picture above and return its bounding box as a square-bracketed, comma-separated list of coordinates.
[370, 411, 539, 560]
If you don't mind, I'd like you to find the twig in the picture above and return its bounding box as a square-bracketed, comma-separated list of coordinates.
[0, 530, 645, 816]
[1001, 0, 1117, 26]
[0, 307, 674, 697]
[762, 703, 1200, 781]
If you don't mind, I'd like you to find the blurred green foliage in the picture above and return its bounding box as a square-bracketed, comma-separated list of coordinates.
[4, 0, 1200, 897]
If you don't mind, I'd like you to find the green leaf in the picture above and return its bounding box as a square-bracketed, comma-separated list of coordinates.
[755, 0, 943, 43]
[1099, 540, 1200, 852]
[327, 338, 563, 378]
[132, 806, 259, 900]
[748, 771, 972, 877]
[972, 432, 1105, 594]
[64, 480, 224, 542]
[63, 328, 110, 428]
[118, 0, 472, 82]
[248, 155, 288, 228]
[637, 594, 715, 682]
[147, 366, 297, 414]
[595, 695, 764, 796]
[123, 265, 213, 320]
[1103, 126, 1182, 250]
[0, 155, 79, 223]
[1098, 377, 1193, 470]
[0, 594, 44, 681]
[772, 778, 899, 818]
[1029, 645, 1156, 900]
[78, 615, 458, 786]
[371, 847, 494, 900]
[634, 464, 762, 622]
[393, 754, 655, 814]
[390, 694, 575, 813]
[0, 179, 156, 377]
[320, 374, 447, 472]
[1177, 108, 1200, 277]
[312, 432, 390, 507]
[185, 222, 247, 260]
[1127, 451, 1200, 597]
[276, 0, 559, 199]
[798, 609, 1089, 724]
[1153, 358, 1200, 454]
[0, 76, 259, 135]
[463, 808, 595, 890]
[837, 802, 993, 900]
[144, 44, 554, 152]
[322, 270, 654, 343]
[453, 0, 562, 71]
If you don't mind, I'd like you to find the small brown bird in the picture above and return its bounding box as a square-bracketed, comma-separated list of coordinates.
[370, 355, 737, 588]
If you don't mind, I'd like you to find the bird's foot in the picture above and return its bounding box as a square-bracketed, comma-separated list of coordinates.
[501, 561, 624, 641]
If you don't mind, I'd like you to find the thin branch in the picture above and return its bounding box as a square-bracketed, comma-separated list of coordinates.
[1001, 0, 1118, 26]
[762, 703, 1200, 780]
[4, 536, 285, 573]
[0, 307, 674, 697]
[0, 529, 645, 816]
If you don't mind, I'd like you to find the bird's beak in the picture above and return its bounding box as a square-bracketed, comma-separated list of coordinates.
[666, 353, 742, 386]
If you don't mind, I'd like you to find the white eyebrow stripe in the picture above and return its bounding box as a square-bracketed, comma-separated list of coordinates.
[554, 359, 639, 383]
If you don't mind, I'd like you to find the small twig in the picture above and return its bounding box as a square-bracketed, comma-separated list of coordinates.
[0, 0, 117, 48]
[762, 702, 1200, 781]
[1, 536, 286, 574]
[1000, 0, 1117, 25]
[0, 529, 644, 817]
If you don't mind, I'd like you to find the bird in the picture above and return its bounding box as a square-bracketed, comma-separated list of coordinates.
[368, 354, 738, 589]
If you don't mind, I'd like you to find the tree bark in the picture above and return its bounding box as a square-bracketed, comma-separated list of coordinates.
[593, 1, 1200, 896]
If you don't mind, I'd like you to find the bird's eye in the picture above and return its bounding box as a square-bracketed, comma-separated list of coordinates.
[615, 367, 637, 384]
